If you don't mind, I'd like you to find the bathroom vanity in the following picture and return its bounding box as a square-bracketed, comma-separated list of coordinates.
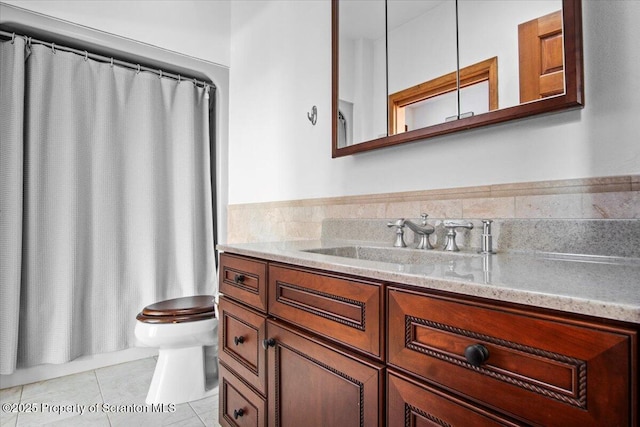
[216, 221, 639, 426]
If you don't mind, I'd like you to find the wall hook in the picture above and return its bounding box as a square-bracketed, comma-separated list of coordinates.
[307, 105, 317, 126]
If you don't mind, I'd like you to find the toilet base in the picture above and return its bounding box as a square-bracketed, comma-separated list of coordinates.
[145, 346, 215, 404]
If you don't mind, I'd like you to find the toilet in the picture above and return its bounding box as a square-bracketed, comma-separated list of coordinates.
[134, 295, 217, 404]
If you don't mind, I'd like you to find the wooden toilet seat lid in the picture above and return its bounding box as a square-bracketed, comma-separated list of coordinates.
[136, 295, 215, 323]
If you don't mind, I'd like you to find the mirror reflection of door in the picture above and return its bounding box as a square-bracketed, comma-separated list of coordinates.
[388, 57, 498, 134]
[518, 10, 564, 103]
[457, 0, 563, 112]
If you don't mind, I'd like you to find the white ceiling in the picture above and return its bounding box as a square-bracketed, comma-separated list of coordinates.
[340, 0, 445, 40]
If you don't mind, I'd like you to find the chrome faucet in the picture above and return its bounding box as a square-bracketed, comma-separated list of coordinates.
[387, 214, 435, 249]
[443, 220, 474, 251]
[407, 214, 436, 249]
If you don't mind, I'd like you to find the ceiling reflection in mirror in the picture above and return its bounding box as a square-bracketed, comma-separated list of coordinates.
[337, 0, 386, 148]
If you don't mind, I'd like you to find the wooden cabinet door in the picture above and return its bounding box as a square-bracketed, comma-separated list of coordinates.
[519, 10, 564, 103]
[265, 320, 384, 427]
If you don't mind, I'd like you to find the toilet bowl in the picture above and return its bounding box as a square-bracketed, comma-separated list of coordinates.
[134, 295, 217, 404]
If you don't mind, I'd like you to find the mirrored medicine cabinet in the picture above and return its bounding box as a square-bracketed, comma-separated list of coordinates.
[331, 0, 584, 157]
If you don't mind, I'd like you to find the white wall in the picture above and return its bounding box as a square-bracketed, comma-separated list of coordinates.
[2, 0, 230, 66]
[228, 0, 640, 205]
[229, 0, 333, 203]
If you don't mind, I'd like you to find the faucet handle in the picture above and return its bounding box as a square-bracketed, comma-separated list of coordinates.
[443, 220, 474, 230]
[420, 213, 429, 225]
[443, 220, 474, 252]
[387, 219, 407, 248]
[387, 218, 405, 228]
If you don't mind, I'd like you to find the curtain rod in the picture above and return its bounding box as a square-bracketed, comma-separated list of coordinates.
[0, 30, 214, 90]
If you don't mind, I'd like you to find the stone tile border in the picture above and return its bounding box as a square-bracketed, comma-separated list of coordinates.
[226, 175, 639, 243]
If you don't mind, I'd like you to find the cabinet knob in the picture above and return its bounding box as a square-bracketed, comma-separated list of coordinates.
[233, 336, 245, 346]
[262, 337, 276, 350]
[234, 274, 245, 284]
[464, 344, 490, 367]
[233, 408, 244, 419]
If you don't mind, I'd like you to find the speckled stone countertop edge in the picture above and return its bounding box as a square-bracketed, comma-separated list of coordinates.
[217, 240, 640, 325]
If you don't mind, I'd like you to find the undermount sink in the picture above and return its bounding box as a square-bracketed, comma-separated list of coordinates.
[302, 245, 482, 265]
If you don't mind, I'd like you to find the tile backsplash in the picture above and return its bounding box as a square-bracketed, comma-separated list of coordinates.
[226, 175, 639, 244]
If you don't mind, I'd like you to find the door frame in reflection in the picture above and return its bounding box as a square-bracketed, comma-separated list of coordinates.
[388, 56, 498, 135]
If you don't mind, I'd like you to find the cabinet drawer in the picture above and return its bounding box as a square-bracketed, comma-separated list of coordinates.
[388, 370, 520, 427]
[219, 253, 268, 312]
[387, 287, 635, 426]
[268, 264, 384, 359]
[219, 364, 266, 427]
[219, 296, 267, 396]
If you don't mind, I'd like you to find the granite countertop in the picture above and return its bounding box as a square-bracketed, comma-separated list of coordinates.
[218, 239, 640, 324]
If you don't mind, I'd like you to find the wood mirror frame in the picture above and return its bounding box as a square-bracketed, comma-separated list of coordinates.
[331, 0, 584, 158]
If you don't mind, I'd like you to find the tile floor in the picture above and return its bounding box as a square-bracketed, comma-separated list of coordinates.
[0, 357, 220, 427]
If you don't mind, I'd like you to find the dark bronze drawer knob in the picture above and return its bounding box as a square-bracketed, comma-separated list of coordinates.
[233, 336, 245, 346]
[262, 337, 276, 350]
[465, 344, 489, 367]
[233, 408, 245, 419]
[234, 273, 245, 284]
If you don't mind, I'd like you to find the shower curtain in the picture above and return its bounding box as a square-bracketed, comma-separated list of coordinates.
[0, 38, 215, 375]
